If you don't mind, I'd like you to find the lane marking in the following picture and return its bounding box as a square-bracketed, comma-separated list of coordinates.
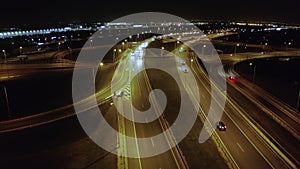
[142, 68, 186, 169]
[151, 137, 155, 147]
[236, 142, 245, 152]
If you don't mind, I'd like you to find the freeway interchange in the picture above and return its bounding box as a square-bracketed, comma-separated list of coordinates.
[0, 30, 299, 169]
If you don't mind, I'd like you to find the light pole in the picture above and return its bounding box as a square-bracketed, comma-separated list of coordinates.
[68, 47, 72, 58]
[90, 39, 93, 47]
[19, 46, 23, 55]
[202, 44, 206, 55]
[124, 39, 128, 48]
[161, 46, 164, 56]
[2, 50, 7, 63]
[263, 42, 268, 52]
[249, 62, 256, 83]
[113, 49, 117, 62]
[234, 43, 240, 56]
[296, 91, 300, 112]
[129, 35, 132, 42]
[122, 42, 125, 49]
[175, 40, 179, 49]
[3, 85, 11, 119]
[57, 42, 61, 51]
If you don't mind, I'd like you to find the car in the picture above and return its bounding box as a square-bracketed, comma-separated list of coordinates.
[114, 91, 123, 97]
[179, 65, 189, 73]
[217, 121, 226, 131]
[228, 76, 235, 80]
[180, 60, 186, 65]
[183, 68, 188, 73]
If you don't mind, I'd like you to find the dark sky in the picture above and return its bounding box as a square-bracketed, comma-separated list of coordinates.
[0, 0, 299, 27]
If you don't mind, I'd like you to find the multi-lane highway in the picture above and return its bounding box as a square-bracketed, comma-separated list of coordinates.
[143, 45, 293, 169]
[105, 38, 300, 168]
[0, 31, 299, 169]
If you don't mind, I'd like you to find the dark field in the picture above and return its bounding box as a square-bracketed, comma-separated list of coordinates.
[235, 57, 300, 109]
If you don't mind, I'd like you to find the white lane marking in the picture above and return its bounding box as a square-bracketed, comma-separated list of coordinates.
[151, 137, 155, 147]
[236, 142, 245, 152]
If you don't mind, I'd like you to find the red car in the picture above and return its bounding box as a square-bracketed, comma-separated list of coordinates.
[228, 76, 235, 80]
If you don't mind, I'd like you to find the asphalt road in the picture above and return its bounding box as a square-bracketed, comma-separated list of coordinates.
[110, 44, 189, 169]
[1, 35, 299, 169]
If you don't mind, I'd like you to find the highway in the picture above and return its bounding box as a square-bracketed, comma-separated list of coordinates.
[144, 47, 286, 169]
[107, 39, 299, 168]
[0, 32, 299, 169]
[110, 42, 190, 169]
[220, 51, 300, 168]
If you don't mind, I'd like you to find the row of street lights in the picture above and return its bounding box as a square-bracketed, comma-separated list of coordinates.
[2, 46, 22, 63]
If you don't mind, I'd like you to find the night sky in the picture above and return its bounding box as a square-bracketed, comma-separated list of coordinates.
[0, 0, 299, 27]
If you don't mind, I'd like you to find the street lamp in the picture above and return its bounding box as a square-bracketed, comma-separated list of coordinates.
[234, 43, 240, 56]
[58, 42, 61, 51]
[3, 85, 11, 119]
[19, 46, 23, 54]
[113, 49, 117, 62]
[262, 42, 268, 51]
[124, 39, 128, 48]
[68, 47, 72, 58]
[90, 39, 93, 47]
[296, 91, 300, 111]
[2, 50, 7, 63]
[161, 46, 165, 56]
[175, 40, 180, 49]
[249, 62, 256, 83]
[202, 44, 206, 55]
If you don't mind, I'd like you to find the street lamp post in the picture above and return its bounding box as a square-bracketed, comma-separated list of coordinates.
[175, 40, 179, 49]
[2, 50, 7, 63]
[90, 39, 93, 47]
[296, 91, 300, 112]
[122, 42, 125, 49]
[129, 35, 132, 42]
[19, 46, 23, 55]
[113, 49, 117, 62]
[3, 85, 11, 119]
[202, 44, 206, 55]
[68, 47, 72, 58]
[161, 46, 164, 56]
[58, 42, 61, 51]
[124, 39, 128, 48]
[249, 62, 256, 83]
[234, 43, 240, 56]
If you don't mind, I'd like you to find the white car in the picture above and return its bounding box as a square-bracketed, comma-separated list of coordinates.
[179, 65, 189, 73]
